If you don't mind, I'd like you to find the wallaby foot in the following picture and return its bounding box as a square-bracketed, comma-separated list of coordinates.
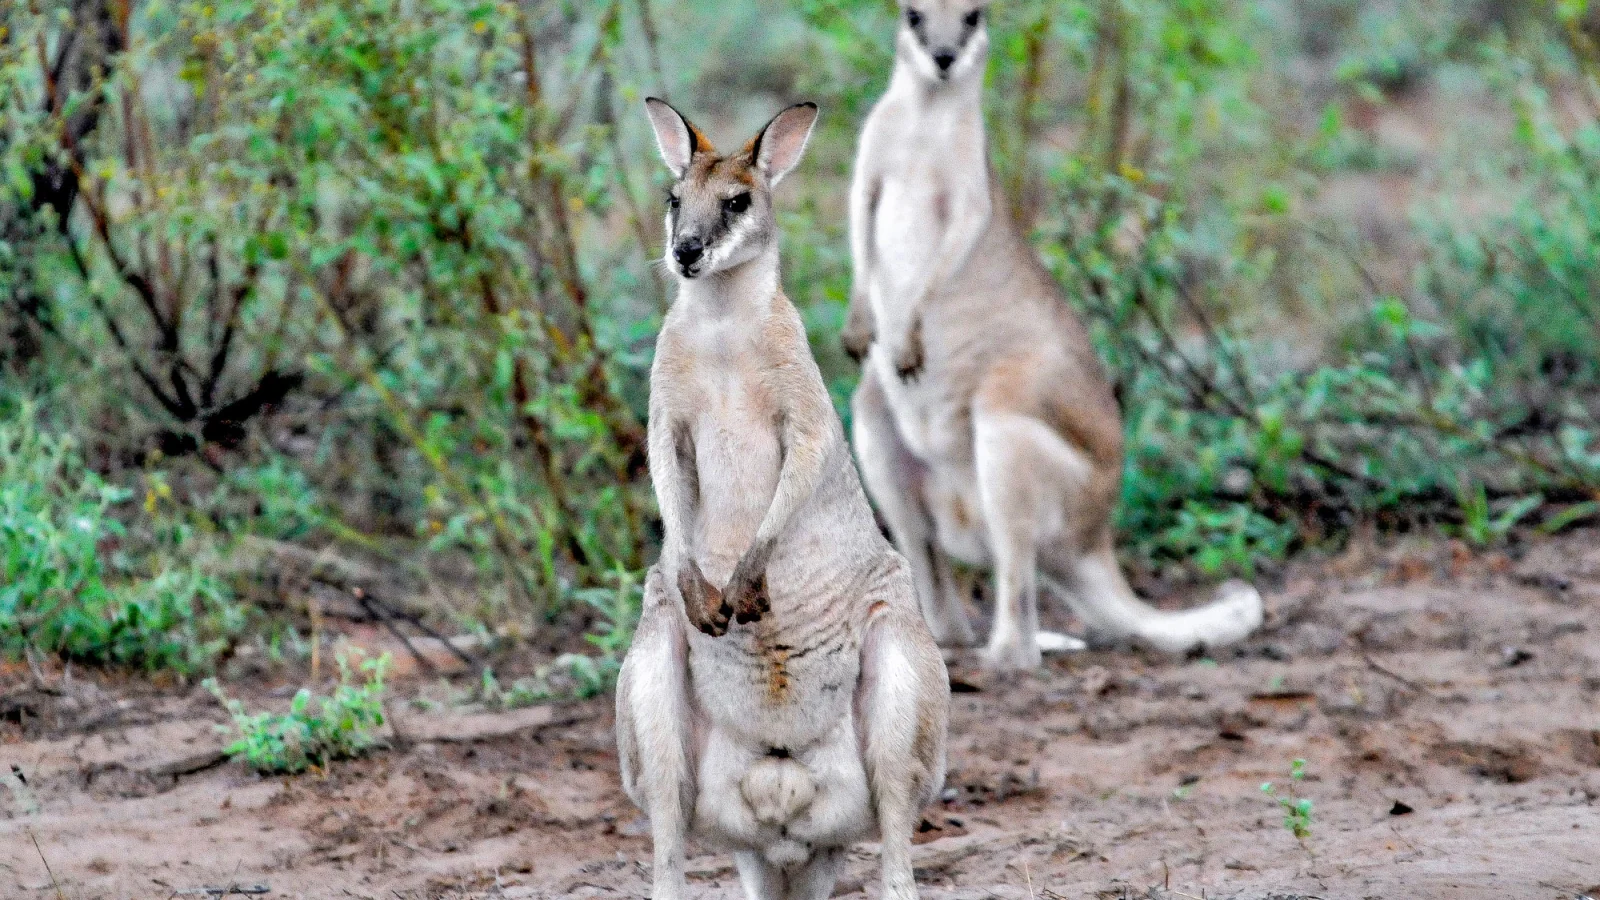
[925, 599, 979, 648]
[787, 847, 846, 900]
[981, 621, 1042, 671]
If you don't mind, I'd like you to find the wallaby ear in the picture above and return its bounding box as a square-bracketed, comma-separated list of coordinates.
[749, 102, 819, 187]
[645, 97, 708, 178]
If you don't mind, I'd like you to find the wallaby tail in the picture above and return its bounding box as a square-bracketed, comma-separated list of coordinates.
[1049, 545, 1264, 655]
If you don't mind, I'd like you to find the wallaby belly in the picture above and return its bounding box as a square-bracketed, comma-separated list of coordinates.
[874, 353, 971, 460]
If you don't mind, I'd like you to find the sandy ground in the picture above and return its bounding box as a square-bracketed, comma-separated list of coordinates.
[3, 529, 1598, 900]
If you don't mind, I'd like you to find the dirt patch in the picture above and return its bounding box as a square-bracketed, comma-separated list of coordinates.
[1427, 740, 1545, 784]
[3, 530, 1599, 899]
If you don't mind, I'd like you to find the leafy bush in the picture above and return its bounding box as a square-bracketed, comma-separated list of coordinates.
[1, 0, 656, 618]
[206, 650, 391, 774]
[0, 402, 242, 671]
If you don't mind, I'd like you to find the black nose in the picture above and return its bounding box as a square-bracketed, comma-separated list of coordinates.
[933, 49, 957, 72]
[673, 238, 704, 270]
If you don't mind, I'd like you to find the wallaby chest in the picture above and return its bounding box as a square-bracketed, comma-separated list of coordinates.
[865, 98, 989, 298]
[657, 309, 784, 580]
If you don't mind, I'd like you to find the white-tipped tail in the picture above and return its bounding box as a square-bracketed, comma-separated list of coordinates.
[1037, 631, 1089, 654]
[1058, 548, 1264, 655]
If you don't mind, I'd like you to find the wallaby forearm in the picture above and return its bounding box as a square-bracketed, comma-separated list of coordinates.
[747, 418, 830, 560]
[848, 155, 880, 304]
[648, 405, 696, 566]
[843, 156, 881, 357]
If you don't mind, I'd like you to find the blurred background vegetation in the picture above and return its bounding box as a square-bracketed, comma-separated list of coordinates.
[2, 0, 1598, 685]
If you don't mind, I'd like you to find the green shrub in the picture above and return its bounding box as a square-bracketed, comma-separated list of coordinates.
[207, 650, 391, 774]
[0, 402, 242, 671]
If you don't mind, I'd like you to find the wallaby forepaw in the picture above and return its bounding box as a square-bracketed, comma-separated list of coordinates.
[842, 293, 876, 362]
[894, 351, 923, 381]
[679, 560, 732, 637]
[894, 319, 925, 381]
[724, 566, 771, 626]
[841, 324, 875, 362]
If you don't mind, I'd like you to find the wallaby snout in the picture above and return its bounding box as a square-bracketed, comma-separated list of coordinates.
[672, 236, 705, 273]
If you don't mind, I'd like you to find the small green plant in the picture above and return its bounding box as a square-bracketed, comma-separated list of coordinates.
[569, 574, 642, 695]
[479, 666, 552, 709]
[206, 650, 391, 774]
[478, 574, 643, 707]
[1455, 482, 1543, 548]
[1261, 758, 1315, 845]
[1, 403, 241, 672]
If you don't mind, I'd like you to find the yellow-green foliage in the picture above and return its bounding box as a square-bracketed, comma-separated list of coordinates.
[207, 651, 391, 774]
[0, 402, 242, 671]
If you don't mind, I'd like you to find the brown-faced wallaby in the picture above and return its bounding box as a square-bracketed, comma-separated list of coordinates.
[615, 98, 950, 900]
[842, 0, 1264, 671]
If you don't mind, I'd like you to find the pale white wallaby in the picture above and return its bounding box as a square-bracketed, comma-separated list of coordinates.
[615, 98, 950, 900]
[842, 0, 1264, 671]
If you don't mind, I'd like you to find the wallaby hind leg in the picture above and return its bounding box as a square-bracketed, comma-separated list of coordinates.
[615, 567, 696, 900]
[972, 407, 1097, 670]
[852, 367, 977, 646]
[966, 411, 1265, 654]
[855, 570, 950, 900]
[785, 847, 846, 900]
[733, 851, 785, 900]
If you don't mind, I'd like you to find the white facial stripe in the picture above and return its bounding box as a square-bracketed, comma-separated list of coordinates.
[700, 206, 764, 273]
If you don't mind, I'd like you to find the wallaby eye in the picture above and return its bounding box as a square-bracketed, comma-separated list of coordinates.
[964, 9, 981, 27]
[724, 193, 751, 215]
[905, 8, 922, 28]
[666, 192, 680, 211]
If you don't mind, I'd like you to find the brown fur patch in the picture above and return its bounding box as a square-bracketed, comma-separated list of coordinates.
[765, 644, 791, 703]
[714, 155, 758, 187]
[951, 495, 972, 529]
[684, 152, 758, 190]
[687, 123, 716, 156]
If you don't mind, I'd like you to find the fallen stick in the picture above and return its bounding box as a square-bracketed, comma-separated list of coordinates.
[1360, 651, 1430, 695]
[170, 885, 270, 897]
[394, 704, 594, 744]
